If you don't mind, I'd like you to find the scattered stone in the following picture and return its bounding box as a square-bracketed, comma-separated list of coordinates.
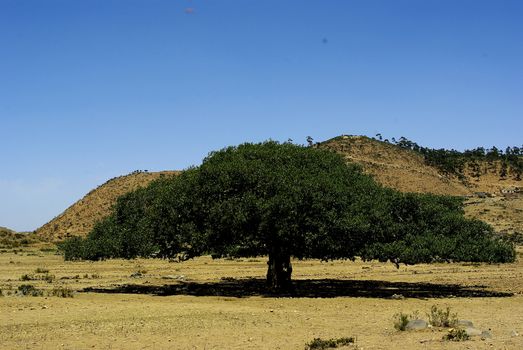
[406, 319, 428, 331]
[510, 330, 519, 337]
[481, 330, 493, 339]
[390, 293, 405, 300]
[458, 320, 474, 328]
[162, 275, 186, 280]
[465, 327, 483, 337]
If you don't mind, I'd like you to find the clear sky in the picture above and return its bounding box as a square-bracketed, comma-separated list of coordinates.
[1, 0, 522, 232]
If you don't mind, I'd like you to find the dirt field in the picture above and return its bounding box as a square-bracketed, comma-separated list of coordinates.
[1, 248, 523, 350]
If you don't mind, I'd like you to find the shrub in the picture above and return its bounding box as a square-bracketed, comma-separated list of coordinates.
[41, 274, 55, 283]
[20, 274, 35, 281]
[57, 236, 88, 261]
[305, 337, 355, 350]
[17, 284, 43, 296]
[393, 312, 411, 331]
[49, 286, 74, 298]
[427, 305, 458, 328]
[39, 247, 57, 253]
[443, 328, 470, 341]
[35, 267, 49, 274]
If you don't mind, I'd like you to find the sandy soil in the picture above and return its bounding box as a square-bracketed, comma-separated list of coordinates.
[1, 248, 523, 350]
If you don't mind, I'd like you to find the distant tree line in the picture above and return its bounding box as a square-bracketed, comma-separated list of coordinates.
[374, 135, 523, 181]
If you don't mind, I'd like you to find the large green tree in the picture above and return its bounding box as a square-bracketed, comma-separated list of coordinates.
[60, 141, 515, 291]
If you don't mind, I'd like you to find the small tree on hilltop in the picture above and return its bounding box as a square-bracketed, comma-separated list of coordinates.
[60, 141, 515, 292]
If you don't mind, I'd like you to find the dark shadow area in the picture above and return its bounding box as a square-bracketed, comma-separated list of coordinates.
[81, 278, 513, 299]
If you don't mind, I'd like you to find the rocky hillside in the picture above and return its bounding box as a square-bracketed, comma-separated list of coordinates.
[36, 171, 178, 241]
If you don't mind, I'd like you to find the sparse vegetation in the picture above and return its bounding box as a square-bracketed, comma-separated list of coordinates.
[20, 274, 35, 281]
[35, 267, 49, 274]
[0, 228, 43, 249]
[382, 135, 523, 181]
[20, 272, 55, 283]
[42, 274, 55, 283]
[17, 284, 43, 297]
[39, 247, 57, 253]
[49, 286, 74, 298]
[443, 328, 470, 342]
[0, 246, 522, 349]
[503, 232, 523, 246]
[427, 305, 458, 328]
[394, 306, 461, 331]
[305, 337, 355, 350]
[393, 312, 412, 331]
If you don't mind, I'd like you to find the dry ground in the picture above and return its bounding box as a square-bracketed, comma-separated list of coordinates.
[465, 196, 523, 234]
[1, 248, 523, 350]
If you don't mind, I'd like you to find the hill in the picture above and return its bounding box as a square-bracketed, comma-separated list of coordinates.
[0, 226, 47, 249]
[36, 171, 178, 241]
[318, 135, 471, 196]
[319, 135, 523, 234]
[0, 226, 15, 235]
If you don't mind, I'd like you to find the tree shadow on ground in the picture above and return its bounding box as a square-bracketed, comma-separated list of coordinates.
[82, 278, 513, 299]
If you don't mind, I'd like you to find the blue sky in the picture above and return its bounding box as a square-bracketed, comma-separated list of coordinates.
[1, 0, 522, 231]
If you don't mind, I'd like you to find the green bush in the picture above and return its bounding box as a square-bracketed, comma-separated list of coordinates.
[58, 236, 87, 261]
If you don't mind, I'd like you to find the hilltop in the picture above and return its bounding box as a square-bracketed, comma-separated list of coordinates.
[36, 136, 522, 241]
[318, 135, 471, 196]
[36, 171, 178, 240]
[0, 226, 48, 249]
[0, 226, 15, 235]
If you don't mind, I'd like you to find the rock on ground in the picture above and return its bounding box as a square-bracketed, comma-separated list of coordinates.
[406, 319, 428, 331]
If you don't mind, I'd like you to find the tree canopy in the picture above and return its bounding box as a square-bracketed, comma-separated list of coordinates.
[59, 141, 515, 291]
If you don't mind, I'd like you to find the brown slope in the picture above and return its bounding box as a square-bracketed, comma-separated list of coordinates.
[319, 135, 471, 196]
[36, 171, 179, 241]
[459, 161, 523, 234]
[461, 161, 523, 194]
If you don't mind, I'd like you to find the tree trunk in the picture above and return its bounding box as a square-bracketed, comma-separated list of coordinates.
[266, 253, 293, 292]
